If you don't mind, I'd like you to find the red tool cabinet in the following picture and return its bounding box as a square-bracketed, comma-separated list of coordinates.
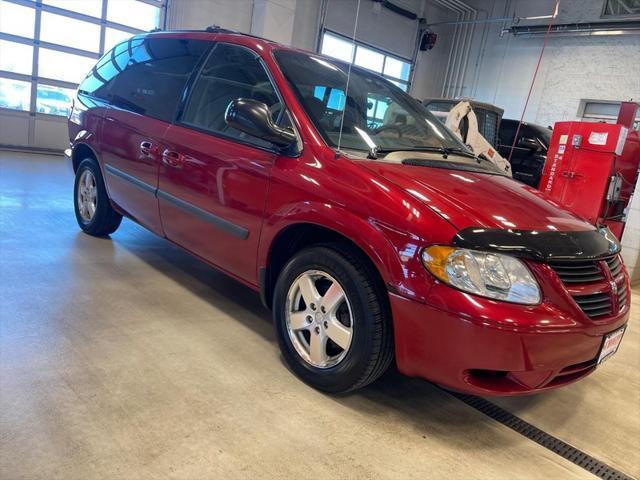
[540, 103, 640, 239]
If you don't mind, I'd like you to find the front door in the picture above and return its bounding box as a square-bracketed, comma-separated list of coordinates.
[158, 42, 287, 284]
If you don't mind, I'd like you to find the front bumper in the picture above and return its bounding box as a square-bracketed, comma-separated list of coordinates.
[390, 287, 629, 395]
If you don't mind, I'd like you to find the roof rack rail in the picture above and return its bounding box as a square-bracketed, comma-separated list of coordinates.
[205, 25, 237, 34]
[203, 25, 277, 43]
[145, 26, 277, 44]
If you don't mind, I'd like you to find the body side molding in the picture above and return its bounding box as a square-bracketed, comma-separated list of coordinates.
[104, 163, 249, 240]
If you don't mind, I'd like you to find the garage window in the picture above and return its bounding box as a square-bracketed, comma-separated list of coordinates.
[0, 0, 167, 117]
[578, 99, 640, 130]
[319, 31, 411, 91]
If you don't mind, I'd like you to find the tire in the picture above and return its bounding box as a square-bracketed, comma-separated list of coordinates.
[273, 243, 394, 393]
[74, 158, 122, 236]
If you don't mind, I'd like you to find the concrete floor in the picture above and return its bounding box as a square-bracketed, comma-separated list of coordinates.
[0, 151, 638, 480]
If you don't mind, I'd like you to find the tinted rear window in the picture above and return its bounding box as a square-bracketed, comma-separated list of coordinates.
[79, 37, 210, 122]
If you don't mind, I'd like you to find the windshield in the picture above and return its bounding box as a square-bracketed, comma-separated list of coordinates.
[274, 50, 467, 153]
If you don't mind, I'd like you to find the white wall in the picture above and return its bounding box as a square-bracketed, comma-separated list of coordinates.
[0, 109, 30, 147]
[409, 1, 458, 100]
[167, 0, 320, 48]
[0, 108, 68, 151]
[292, 0, 321, 51]
[427, 0, 640, 126]
[166, 0, 254, 31]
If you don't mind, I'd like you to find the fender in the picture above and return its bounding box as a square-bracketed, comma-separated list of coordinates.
[70, 136, 131, 219]
[68, 91, 106, 171]
[71, 136, 98, 158]
[258, 200, 437, 303]
[70, 130, 101, 171]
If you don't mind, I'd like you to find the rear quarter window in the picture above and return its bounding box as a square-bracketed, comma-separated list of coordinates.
[79, 37, 210, 122]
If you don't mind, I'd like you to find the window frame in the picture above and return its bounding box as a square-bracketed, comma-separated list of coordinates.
[0, 0, 167, 119]
[319, 29, 413, 91]
[175, 42, 300, 156]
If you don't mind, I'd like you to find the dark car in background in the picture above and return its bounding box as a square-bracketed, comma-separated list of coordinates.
[498, 119, 551, 188]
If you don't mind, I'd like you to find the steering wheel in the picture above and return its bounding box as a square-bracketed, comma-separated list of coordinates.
[373, 124, 404, 138]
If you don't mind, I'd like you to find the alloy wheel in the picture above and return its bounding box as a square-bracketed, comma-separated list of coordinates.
[77, 169, 97, 223]
[285, 269, 354, 368]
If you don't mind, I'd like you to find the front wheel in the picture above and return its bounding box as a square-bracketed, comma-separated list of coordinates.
[273, 244, 394, 393]
[74, 158, 122, 236]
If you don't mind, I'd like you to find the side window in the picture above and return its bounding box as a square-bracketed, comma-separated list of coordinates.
[78, 37, 144, 100]
[498, 120, 517, 147]
[180, 43, 282, 148]
[104, 37, 209, 121]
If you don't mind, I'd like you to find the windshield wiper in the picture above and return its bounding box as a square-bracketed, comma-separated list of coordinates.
[368, 145, 477, 160]
[441, 147, 477, 160]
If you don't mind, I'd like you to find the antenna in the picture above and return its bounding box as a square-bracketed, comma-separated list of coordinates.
[336, 0, 361, 155]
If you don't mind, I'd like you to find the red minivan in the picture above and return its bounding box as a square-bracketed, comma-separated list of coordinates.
[67, 29, 630, 395]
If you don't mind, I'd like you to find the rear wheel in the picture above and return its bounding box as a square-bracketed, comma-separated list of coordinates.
[74, 158, 122, 236]
[273, 244, 394, 393]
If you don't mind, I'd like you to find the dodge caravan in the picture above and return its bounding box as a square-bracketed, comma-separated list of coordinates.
[67, 29, 630, 395]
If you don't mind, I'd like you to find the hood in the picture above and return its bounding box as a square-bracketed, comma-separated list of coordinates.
[360, 159, 593, 232]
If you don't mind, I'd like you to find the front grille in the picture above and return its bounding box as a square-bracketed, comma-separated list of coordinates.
[618, 283, 628, 309]
[550, 255, 625, 319]
[573, 292, 613, 318]
[605, 255, 623, 277]
[549, 260, 605, 284]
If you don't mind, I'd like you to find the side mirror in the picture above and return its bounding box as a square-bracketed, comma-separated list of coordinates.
[225, 98, 297, 149]
[518, 137, 540, 152]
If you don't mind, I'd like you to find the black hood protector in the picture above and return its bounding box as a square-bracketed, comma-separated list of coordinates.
[453, 226, 621, 262]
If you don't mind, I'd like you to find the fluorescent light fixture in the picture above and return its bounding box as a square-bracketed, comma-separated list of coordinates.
[591, 29, 626, 35]
[522, 14, 555, 20]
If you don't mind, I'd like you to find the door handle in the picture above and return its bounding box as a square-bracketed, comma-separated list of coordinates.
[162, 149, 184, 168]
[140, 141, 155, 156]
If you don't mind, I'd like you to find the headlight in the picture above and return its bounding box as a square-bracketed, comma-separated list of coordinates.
[421, 246, 541, 305]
